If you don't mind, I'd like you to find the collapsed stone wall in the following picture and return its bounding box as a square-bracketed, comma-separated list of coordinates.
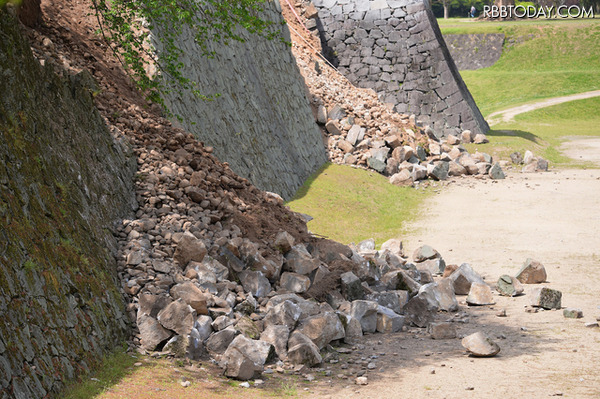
[160, 0, 327, 200]
[311, 0, 489, 137]
[444, 33, 504, 70]
[0, 9, 136, 398]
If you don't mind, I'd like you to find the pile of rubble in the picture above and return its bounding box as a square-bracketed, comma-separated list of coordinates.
[283, 1, 509, 185]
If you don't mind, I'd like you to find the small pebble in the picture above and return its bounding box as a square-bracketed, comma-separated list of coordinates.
[239, 382, 250, 388]
[355, 376, 368, 385]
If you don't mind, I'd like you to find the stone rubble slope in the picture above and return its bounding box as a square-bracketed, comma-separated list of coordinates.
[283, 0, 550, 184]
[19, 0, 560, 385]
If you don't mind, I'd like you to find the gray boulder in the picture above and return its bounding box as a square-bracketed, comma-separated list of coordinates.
[296, 311, 346, 349]
[376, 306, 405, 333]
[221, 335, 274, 369]
[428, 322, 457, 339]
[157, 299, 196, 336]
[403, 292, 439, 328]
[279, 272, 311, 294]
[287, 331, 322, 366]
[496, 275, 524, 297]
[488, 162, 505, 180]
[260, 325, 290, 360]
[238, 270, 271, 298]
[350, 300, 379, 333]
[531, 287, 562, 309]
[138, 315, 173, 351]
[413, 245, 440, 262]
[381, 270, 421, 295]
[340, 271, 365, 301]
[449, 263, 485, 295]
[429, 161, 449, 181]
[205, 327, 238, 356]
[284, 244, 319, 275]
[274, 231, 295, 253]
[264, 299, 302, 329]
[170, 281, 209, 315]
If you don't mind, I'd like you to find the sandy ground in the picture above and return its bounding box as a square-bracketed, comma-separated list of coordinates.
[309, 149, 600, 398]
[487, 90, 600, 125]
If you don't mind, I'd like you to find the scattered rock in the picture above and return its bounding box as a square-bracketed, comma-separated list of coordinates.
[466, 283, 495, 306]
[428, 322, 457, 339]
[516, 258, 547, 284]
[461, 332, 501, 357]
[530, 287, 562, 310]
[496, 275, 524, 297]
[563, 308, 583, 319]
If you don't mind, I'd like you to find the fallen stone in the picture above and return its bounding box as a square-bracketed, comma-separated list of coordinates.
[346, 125, 363, 146]
[531, 287, 562, 309]
[429, 161, 449, 181]
[157, 299, 196, 336]
[338, 140, 354, 153]
[221, 335, 274, 370]
[422, 279, 458, 312]
[234, 316, 261, 340]
[260, 325, 289, 360]
[466, 283, 495, 306]
[296, 311, 345, 349]
[488, 162, 505, 180]
[263, 299, 302, 329]
[496, 275, 524, 297]
[350, 300, 379, 333]
[381, 270, 421, 295]
[287, 331, 322, 366]
[366, 291, 407, 314]
[221, 348, 259, 381]
[138, 315, 173, 351]
[449, 263, 485, 295]
[326, 120, 342, 135]
[194, 315, 213, 341]
[404, 292, 439, 328]
[205, 327, 238, 355]
[238, 270, 271, 298]
[376, 306, 405, 333]
[462, 332, 501, 357]
[563, 308, 583, 319]
[174, 232, 207, 268]
[279, 272, 311, 294]
[389, 169, 412, 186]
[447, 134, 460, 145]
[524, 150, 534, 164]
[515, 258, 547, 284]
[428, 322, 457, 339]
[170, 282, 209, 315]
[413, 245, 440, 262]
[461, 130, 474, 143]
[473, 133, 489, 144]
[340, 271, 364, 301]
[274, 231, 295, 253]
[355, 376, 368, 385]
[368, 156, 387, 173]
[284, 244, 319, 275]
[416, 258, 445, 276]
[317, 105, 327, 124]
[510, 152, 523, 164]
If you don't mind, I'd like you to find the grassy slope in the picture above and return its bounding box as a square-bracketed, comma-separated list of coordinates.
[439, 18, 600, 116]
[439, 18, 600, 167]
[286, 163, 431, 246]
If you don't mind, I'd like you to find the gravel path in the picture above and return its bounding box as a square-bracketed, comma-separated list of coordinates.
[487, 90, 600, 125]
[312, 142, 600, 399]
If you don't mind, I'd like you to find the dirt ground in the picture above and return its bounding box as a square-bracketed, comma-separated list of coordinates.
[307, 142, 600, 399]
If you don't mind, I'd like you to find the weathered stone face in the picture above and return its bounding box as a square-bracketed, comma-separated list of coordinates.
[312, 0, 489, 137]
[155, 1, 327, 200]
[0, 10, 135, 399]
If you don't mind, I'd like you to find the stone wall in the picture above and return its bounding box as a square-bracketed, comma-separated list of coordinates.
[312, 0, 489, 137]
[444, 33, 504, 70]
[160, 1, 327, 200]
[0, 9, 136, 398]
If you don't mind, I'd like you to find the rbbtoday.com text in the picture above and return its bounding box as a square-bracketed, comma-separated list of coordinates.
[483, 5, 595, 19]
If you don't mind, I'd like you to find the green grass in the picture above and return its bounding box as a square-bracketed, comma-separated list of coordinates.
[62, 346, 139, 399]
[286, 163, 432, 246]
[439, 18, 600, 116]
[464, 96, 600, 167]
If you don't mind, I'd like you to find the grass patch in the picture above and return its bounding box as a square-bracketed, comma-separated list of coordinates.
[465, 96, 600, 167]
[286, 163, 432, 246]
[62, 345, 139, 399]
[438, 18, 600, 115]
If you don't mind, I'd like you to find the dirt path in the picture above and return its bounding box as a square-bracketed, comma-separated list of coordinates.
[487, 90, 600, 125]
[310, 161, 600, 398]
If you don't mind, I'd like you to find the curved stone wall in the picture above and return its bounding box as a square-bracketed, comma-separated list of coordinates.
[312, 0, 489, 137]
